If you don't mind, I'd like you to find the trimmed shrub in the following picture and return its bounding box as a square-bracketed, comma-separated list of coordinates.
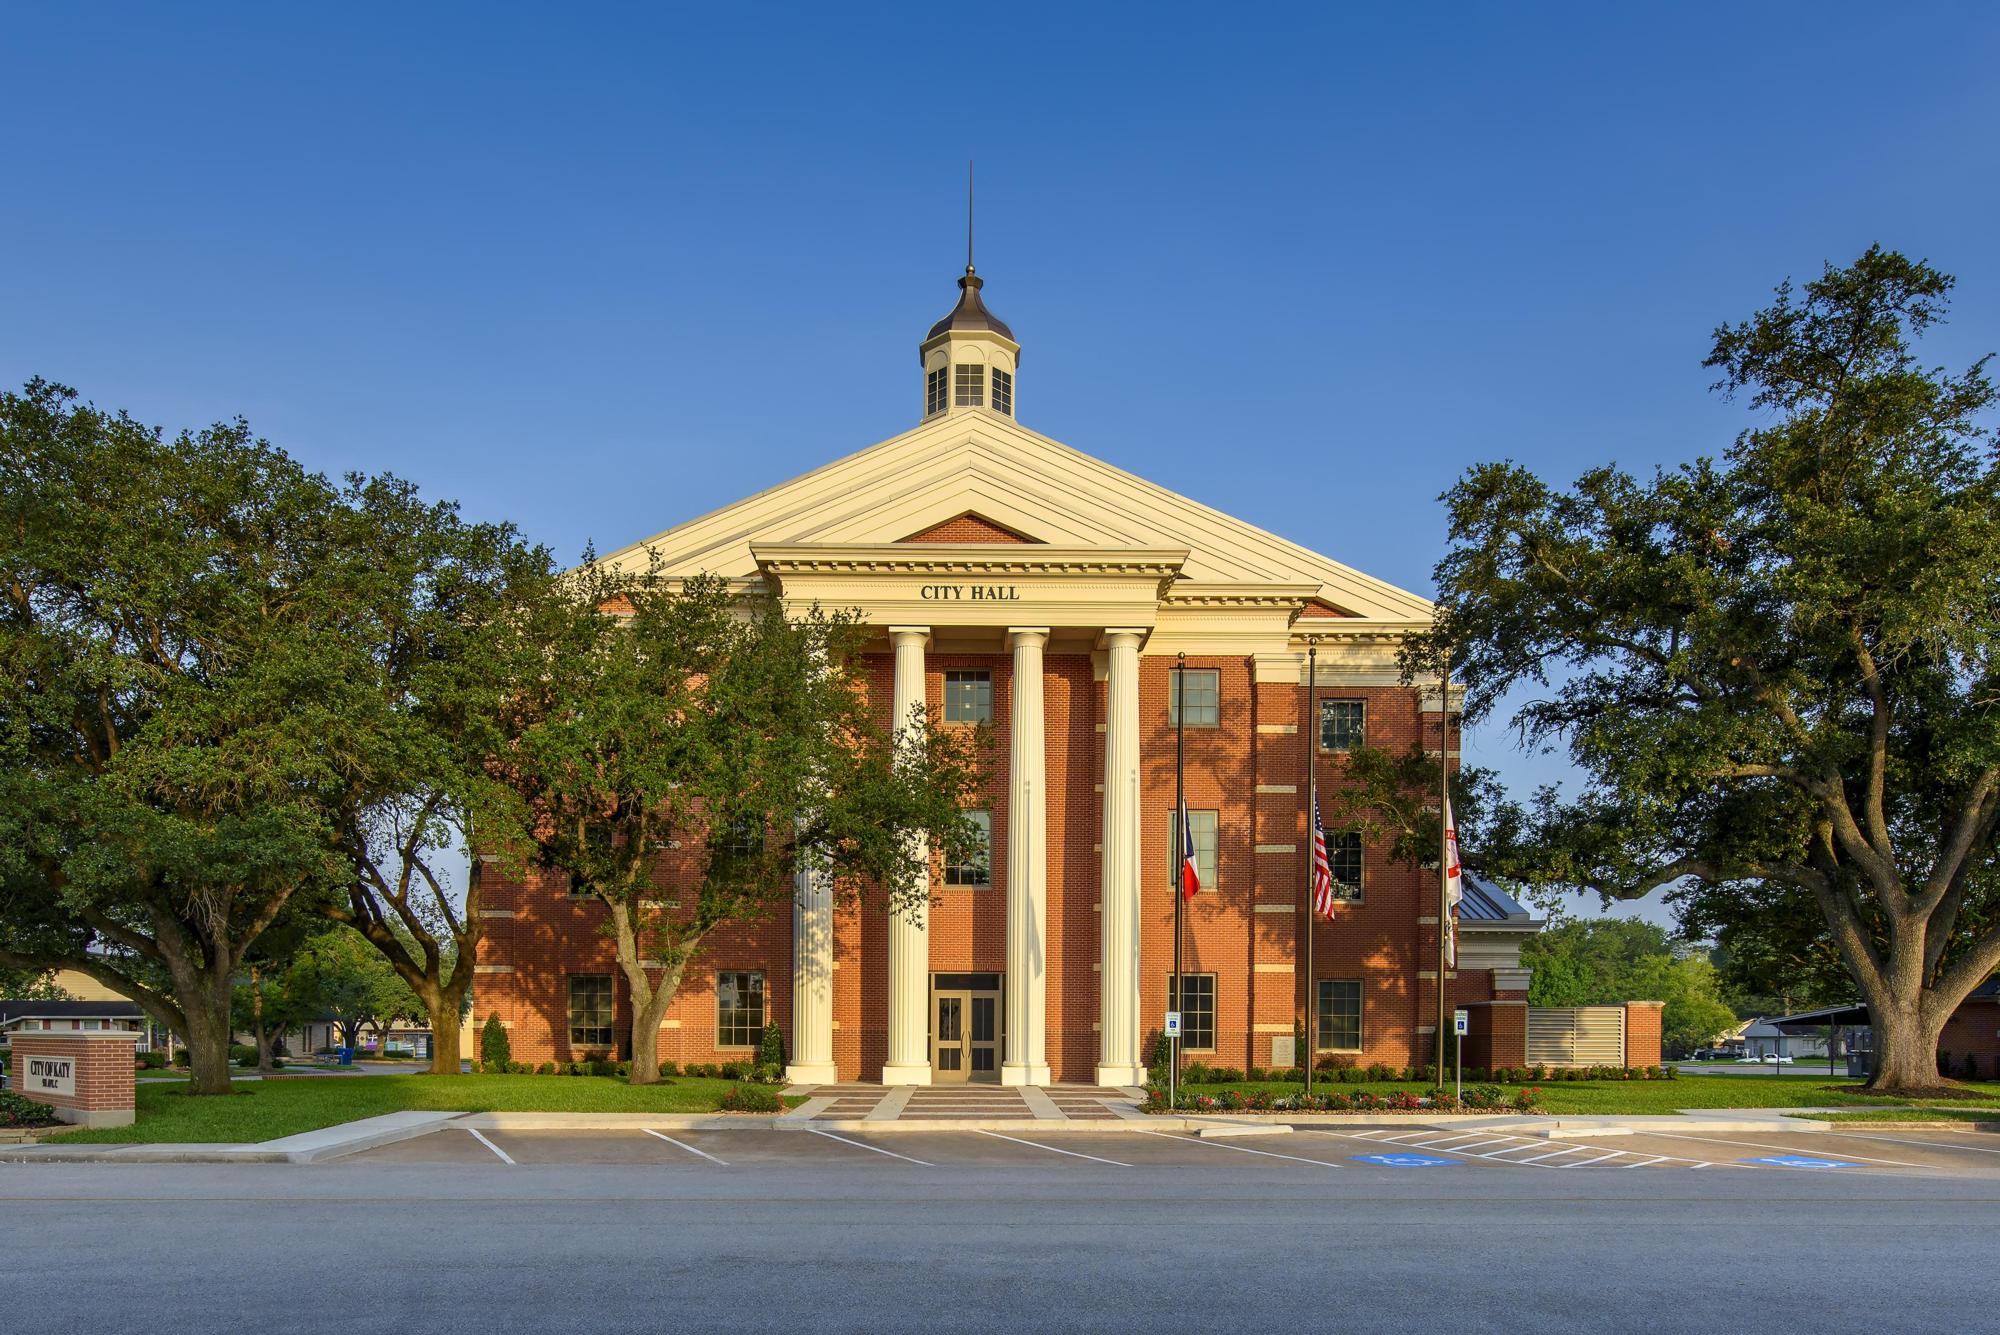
[657, 1060, 680, 1078]
[758, 1022, 785, 1071]
[136, 1050, 168, 1070]
[230, 1044, 259, 1067]
[0, 1090, 63, 1128]
[1146, 1031, 1172, 1087]
[720, 1060, 751, 1080]
[537, 1062, 556, 1075]
[480, 1014, 511, 1071]
[720, 1083, 782, 1113]
[587, 1059, 617, 1078]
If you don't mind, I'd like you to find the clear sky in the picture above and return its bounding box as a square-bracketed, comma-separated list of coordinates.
[8, 4, 1999, 928]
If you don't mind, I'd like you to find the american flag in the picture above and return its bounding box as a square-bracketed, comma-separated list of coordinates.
[1310, 796, 1337, 920]
[1444, 794, 1463, 967]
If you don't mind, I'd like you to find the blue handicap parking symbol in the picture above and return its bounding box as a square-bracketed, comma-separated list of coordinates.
[1742, 1155, 1861, 1169]
[1352, 1153, 1458, 1167]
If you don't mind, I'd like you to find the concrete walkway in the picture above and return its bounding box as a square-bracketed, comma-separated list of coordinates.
[781, 1083, 1144, 1125]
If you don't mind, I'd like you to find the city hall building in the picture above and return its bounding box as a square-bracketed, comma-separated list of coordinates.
[474, 262, 1540, 1087]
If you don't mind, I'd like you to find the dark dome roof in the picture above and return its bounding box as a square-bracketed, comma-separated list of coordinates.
[926, 270, 1014, 342]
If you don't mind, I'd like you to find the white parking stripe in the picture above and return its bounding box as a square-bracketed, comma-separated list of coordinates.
[807, 1129, 934, 1166]
[1443, 1137, 1525, 1153]
[1559, 1150, 1628, 1167]
[643, 1129, 728, 1166]
[1373, 1131, 1442, 1144]
[1133, 1130, 1343, 1168]
[1415, 1132, 1497, 1148]
[976, 1131, 1130, 1167]
[1827, 1130, 2000, 1157]
[1621, 1155, 1670, 1168]
[1640, 1130, 1934, 1169]
[466, 1129, 514, 1164]
[1513, 1147, 1589, 1164]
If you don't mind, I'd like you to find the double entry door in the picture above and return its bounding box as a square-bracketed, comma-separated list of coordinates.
[931, 972, 1001, 1082]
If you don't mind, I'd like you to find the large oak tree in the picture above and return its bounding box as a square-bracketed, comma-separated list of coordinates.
[500, 565, 981, 1085]
[1426, 248, 1999, 1093]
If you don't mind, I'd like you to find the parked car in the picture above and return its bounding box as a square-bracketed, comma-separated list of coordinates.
[1736, 1053, 1795, 1065]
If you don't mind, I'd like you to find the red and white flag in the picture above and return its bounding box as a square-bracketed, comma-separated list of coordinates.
[1310, 796, 1337, 920]
[1178, 798, 1200, 901]
[1443, 794, 1463, 968]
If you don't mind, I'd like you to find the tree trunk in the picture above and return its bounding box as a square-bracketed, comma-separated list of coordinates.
[182, 988, 236, 1096]
[1864, 994, 1949, 1093]
[420, 980, 468, 1075]
[624, 963, 686, 1086]
[252, 966, 276, 1074]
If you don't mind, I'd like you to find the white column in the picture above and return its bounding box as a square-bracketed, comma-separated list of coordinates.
[882, 626, 933, 1086]
[1001, 627, 1051, 1086]
[1097, 628, 1146, 1087]
[786, 858, 837, 1085]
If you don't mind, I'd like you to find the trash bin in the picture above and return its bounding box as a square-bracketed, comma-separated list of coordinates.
[1846, 1050, 1869, 1079]
[338, 1047, 354, 1067]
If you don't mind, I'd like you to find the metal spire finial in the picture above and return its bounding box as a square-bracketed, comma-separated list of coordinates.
[966, 158, 975, 276]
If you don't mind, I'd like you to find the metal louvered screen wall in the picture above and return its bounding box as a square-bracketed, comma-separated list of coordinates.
[1525, 1006, 1628, 1067]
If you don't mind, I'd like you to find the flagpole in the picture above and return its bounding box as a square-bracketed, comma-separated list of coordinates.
[1302, 642, 1316, 1098]
[1172, 653, 1186, 1109]
[1436, 638, 1451, 1091]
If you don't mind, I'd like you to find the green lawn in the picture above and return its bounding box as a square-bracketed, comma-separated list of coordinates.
[1804, 1107, 2000, 1124]
[53, 1074, 803, 1145]
[1171, 1077, 2000, 1115]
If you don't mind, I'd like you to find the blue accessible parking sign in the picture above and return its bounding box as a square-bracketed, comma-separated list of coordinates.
[1742, 1155, 1862, 1169]
[1352, 1154, 1458, 1167]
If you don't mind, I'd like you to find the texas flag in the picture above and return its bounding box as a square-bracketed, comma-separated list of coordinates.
[1178, 798, 1201, 901]
[1443, 794, 1463, 968]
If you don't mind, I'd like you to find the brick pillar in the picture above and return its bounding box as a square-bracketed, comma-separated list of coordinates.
[1460, 1001, 1527, 1071]
[1624, 1001, 1664, 1068]
[7, 1028, 139, 1128]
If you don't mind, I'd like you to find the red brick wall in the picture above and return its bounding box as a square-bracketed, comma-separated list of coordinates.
[1624, 1001, 1664, 1068]
[1939, 1001, 2000, 1075]
[1460, 1001, 1527, 1070]
[473, 649, 1517, 1082]
[898, 514, 1037, 543]
[7, 1034, 136, 1118]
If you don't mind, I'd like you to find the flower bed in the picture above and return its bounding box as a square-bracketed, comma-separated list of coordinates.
[1141, 1083, 1544, 1115]
[0, 1090, 63, 1129]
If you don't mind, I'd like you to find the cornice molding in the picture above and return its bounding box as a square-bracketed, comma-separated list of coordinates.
[751, 542, 1189, 579]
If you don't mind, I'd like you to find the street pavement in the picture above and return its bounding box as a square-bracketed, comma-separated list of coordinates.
[4, 1122, 1998, 1333]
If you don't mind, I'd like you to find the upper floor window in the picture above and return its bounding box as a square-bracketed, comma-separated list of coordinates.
[991, 367, 1013, 416]
[926, 367, 948, 417]
[954, 363, 984, 407]
[1319, 699, 1366, 752]
[1168, 668, 1220, 727]
[945, 808, 992, 886]
[1169, 807, 1219, 890]
[943, 670, 992, 724]
[1326, 830, 1363, 900]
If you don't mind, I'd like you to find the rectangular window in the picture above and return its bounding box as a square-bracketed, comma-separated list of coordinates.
[943, 669, 992, 723]
[945, 808, 992, 886]
[991, 367, 1013, 415]
[567, 975, 614, 1050]
[1317, 979, 1362, 1051]
[954, 363, 984, 407]
[1168, 807, 1219, 891]
[926, 367, 948, 417]
[1167, 667, 1220, 727]
[715, 970, 764, 1048]
[1319, 699, 1366, 752]
[1326, 830, 1363, 900]
[1167, 974, 1217, 1051]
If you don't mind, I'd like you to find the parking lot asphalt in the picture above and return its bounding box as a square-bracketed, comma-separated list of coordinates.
[7, 1122, 2000, 1334]
[341, 1119, 2000, 1179]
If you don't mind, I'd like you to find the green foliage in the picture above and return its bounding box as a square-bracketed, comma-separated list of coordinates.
[719, 1083, 782, 1112]
[758, 1022, 785, 1071]
[1422, 248, 2000, 1089]
[0, 1090, 62, 1128]
[136, 1049, 167, 1070]
[481, 1014, 511, 1070]
[285, 929, 423, 1048]
[498, 565, 983, 1082]
[1522, 919, 1738, 1053]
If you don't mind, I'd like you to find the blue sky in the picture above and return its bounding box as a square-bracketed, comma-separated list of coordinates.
[8, 4, 1999, 927]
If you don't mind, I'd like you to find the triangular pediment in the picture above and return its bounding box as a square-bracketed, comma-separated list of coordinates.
[596, 412, 1432, 622]
[897, 512, 1041, 544]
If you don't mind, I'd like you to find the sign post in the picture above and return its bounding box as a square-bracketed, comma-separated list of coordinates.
[1453, 1008, 1468, 1103]
[1164, 1011, 1181, 1108]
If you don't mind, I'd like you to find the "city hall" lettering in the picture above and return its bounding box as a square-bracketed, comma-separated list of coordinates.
[918, 584, 1021, 601]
